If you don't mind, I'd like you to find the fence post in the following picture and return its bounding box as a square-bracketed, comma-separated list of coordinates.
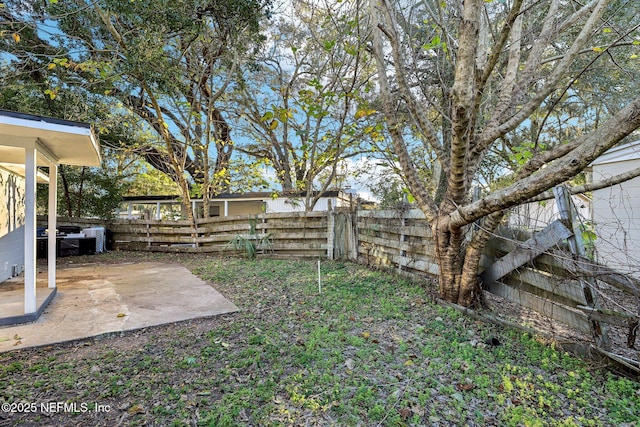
[327, 202, 335, 260]
[554, 185, 611, 350]
[398, 214, 406, 273]
[349, 210, 358, 262]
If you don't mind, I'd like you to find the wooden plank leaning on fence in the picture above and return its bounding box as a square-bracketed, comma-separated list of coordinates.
[481, 220, 573, 284]
[482, 186, 613, 350]
[480, 220, 596, 334]
[481, 187, 616, 350]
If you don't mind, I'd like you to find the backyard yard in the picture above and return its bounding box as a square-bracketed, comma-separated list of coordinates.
[1, 252, 639, 426]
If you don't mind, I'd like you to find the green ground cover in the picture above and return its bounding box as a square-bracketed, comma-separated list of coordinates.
[1, 252, 639, 426]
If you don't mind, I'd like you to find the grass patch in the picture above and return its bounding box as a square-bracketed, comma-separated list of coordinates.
[1, 252, 638, 426]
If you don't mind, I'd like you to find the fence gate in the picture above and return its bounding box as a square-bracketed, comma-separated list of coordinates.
[332, 210, 358, 261]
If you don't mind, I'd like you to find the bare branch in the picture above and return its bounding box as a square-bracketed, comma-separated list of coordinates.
[478, 0, 609, 150]
[371, 0, 438, 221]
[527, 164, 640, 203]
[450, 97, 640, 228]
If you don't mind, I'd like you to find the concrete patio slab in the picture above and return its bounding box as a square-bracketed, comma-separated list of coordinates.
[0, 262, 238, 352]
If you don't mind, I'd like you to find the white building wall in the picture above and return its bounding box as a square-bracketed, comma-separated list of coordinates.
[0, 169, 25, 283]
[265, 196, 336, 213]
[508, 195, 591, 231]
[592, 159, 640, 277]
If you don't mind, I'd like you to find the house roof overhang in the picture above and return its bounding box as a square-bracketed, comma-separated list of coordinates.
[0, 109, 101, 171]
[121, 190, 345, 204]
[590, 139, 640, 167]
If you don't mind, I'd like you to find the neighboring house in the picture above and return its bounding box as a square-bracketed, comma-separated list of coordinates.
[590, 139, 640, 277]
[118, 191, 354, 220]
[508, 193, 591, 231]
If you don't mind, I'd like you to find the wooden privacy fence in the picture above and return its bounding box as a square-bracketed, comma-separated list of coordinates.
[109, 211, 331, 259]
[48, 205, 639, 369]
[483, 228, 640, 343]
[357, 209, 439, 275]
[355, 208, 640, 355]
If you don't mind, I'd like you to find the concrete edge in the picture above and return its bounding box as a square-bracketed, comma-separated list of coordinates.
[0, 287, 57, 327]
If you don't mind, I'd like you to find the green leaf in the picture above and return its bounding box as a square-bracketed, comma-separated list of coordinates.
[582, 230, 597, 243]
[44, 88, 57, 100]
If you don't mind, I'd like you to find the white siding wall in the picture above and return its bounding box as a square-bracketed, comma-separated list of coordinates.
[265, 197, 336, 213]
[508, 195, 590, 230]
[0, 169, 25, 283]
[592, 159, 640, 277]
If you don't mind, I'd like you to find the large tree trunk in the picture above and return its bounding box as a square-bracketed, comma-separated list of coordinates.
[434, 210, 505, 307]
[434, 217, 464, 303]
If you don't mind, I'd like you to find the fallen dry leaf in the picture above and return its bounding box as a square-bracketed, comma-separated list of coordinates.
[398, 408, 412, 419]
[128, 404, 145, 415]
[456, 383, 476, 391]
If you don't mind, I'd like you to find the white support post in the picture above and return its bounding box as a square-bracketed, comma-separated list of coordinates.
[48, 163, 58, 289]
[24, 146, 37, 314]
[224, 200, 229, 217]
[156, 202, 161, 220]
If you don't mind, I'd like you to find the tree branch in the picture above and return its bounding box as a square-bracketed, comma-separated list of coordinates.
[449, 97, 640, 228]
[477, 0, 608, 151]
[527, 163, 640, 203]
[371, 0, 438, 222]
